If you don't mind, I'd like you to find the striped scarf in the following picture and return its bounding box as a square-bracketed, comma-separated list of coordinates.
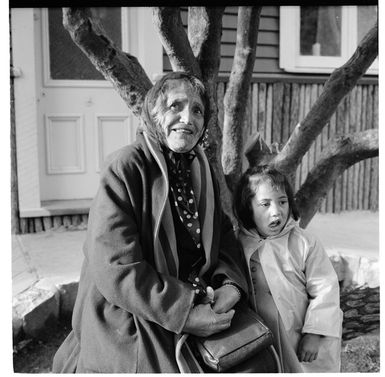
[144, 132, 215, 373]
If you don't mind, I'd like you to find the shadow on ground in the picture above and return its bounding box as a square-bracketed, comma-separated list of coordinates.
[13, 318, 71, 373]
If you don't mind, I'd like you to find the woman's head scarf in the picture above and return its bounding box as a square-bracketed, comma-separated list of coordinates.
[141, 71, 210, 151]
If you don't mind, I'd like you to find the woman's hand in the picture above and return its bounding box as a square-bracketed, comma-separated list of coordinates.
[182, 303, 235, 337]
[297, 333, 322, 363]
[198, 286, 215, 305]
[211, 285, 241, 314]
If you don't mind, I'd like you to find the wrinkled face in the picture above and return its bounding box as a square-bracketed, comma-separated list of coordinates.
[153, 80, 205, 153]
[250, 179, 289, 238]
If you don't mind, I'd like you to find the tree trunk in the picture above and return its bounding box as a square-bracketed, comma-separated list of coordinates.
[296, 129, 378, 227]
[187, 7, 236, 214]
[152, 7, 201, 77]
[61, 7, 378, 227]
[222, 7, 262, 191]
[273, 22, 378, 178]
[62, 8, 152, 118]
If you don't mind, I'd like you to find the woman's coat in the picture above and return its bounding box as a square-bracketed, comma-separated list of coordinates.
[239, 219, 343, 372]
[52, 131, 248, 373]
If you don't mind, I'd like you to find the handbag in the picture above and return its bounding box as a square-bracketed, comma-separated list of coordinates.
[189, 302, 274, 372]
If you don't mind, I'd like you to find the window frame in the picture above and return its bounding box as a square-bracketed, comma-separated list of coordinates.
[279, 6, 378, 75]
[41, 8, 131, 88]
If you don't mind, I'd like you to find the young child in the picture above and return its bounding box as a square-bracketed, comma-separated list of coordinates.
[233, 165, 343, 373]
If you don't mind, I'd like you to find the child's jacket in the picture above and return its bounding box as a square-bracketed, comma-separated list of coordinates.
[239, 218, 343, 372]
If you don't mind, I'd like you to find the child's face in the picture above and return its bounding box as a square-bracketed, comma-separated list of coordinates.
[250, 179, 289, 238]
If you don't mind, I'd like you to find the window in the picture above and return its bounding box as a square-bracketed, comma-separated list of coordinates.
[42, 7, 129, 87]
[279, 6, 378, 74]
[48, 8, 122, 81]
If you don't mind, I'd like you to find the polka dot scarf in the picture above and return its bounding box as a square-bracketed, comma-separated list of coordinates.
[165, 149, 202, 250]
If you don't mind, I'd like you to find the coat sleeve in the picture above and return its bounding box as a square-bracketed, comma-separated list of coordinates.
[301, 234, 342, 338]
[85, 154, 195, 334]
[207, 169, 249, 297]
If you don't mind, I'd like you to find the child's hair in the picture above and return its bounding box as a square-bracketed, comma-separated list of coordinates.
[233, 165, 299, 230]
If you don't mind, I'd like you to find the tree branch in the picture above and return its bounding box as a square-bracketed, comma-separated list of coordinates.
[187, 7, 231, 214]
[296, 129, 378, 228]
[274, 21, 378, 176]
[245, 133, 280, 166]
[188, 7, 225, 82]
[62, 8, 152, 118]
[187, 7, 224, 156]
[222, 6, 262, 191]
[152, 7, 201, 77]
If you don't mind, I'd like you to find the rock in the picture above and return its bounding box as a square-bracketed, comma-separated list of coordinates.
[57, 281, 79, 318]
[13, 279, 60, 339]
[344, 299, 366, 308]
[340, 286, 380, 339]
[360, 314, 380, 323]
[329, 254, 379, 288]
[12, 315, 24, 343]
[343, 308, 359, 318]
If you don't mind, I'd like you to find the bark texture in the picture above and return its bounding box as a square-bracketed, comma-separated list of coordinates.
[245, 133, 278, 167]
[188, 7, 225, 82]
[273, 22, 378, 178]
[152, 7, 201, 77]
[296, 129, 378, 227]
[222, 7, 262, 191]
[62, 8, 152, 118]
[187, 7, 232, 214]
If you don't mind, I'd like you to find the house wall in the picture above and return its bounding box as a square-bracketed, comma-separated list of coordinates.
[163, 6, 282, 75]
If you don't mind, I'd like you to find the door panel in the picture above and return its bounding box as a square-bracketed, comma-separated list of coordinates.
[45, 114, 85, 174]
[38, 8, 136, 201]
[95, 115, 135, 172]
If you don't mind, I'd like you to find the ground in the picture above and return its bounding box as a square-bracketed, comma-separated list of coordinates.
[13, 318, 71, 373]
[340, 332, 380, 373]
[13, 321, 380, 373]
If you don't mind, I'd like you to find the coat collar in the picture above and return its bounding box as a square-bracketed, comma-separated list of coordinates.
[239, 218, 298, 263]
[143, 131, 214, 278]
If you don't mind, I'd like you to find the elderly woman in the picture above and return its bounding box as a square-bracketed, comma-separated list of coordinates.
[52, 71, 249, 373]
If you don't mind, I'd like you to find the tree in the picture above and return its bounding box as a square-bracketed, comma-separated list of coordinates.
[62, 6, 378, 228]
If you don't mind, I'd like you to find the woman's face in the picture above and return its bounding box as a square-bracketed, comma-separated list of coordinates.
[154, 80, 205, 153]
[250, 179, 289, 238]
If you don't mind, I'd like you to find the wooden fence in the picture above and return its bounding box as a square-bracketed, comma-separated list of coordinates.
[19, 214, 89, 234]
[216, 80, 379, 213]
[17, 80, 378, 233]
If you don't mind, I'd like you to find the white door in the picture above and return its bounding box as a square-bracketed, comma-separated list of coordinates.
[37, 8, 139, 201]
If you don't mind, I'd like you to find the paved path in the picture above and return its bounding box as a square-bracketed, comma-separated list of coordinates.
[13, 229, 85, 297]
[307, 211, 378, 260]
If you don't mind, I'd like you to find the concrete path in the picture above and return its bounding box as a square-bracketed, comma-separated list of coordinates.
[307, 210, 378, 261]
[12, 211, 379, 340]
[13, 229, 85, 297]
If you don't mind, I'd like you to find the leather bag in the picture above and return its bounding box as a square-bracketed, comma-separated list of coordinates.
[190, 303, 274, 372]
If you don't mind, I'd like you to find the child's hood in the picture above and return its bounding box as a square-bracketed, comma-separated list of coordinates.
[238, 217, 298, 258]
